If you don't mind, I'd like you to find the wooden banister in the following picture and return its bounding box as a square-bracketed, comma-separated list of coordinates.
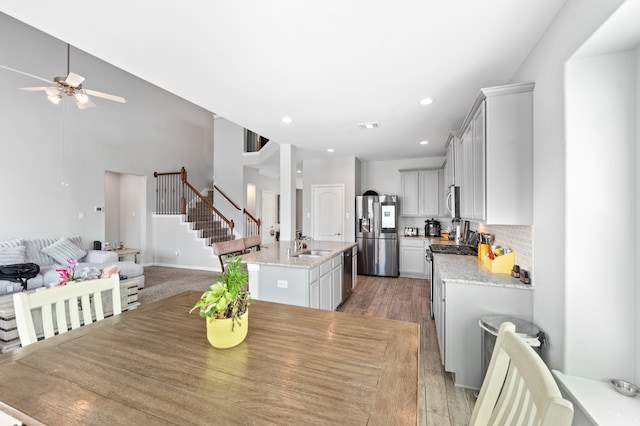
[213, 184, 241, 211]
[154, 168, 259, 240]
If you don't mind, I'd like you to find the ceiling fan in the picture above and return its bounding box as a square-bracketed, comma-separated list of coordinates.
[0, 44, 126, 109]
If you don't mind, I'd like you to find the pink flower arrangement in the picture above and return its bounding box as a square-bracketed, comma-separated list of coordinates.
[56, 257, 79, 285]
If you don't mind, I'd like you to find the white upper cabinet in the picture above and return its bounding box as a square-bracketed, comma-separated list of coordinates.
[455, 82, 534, 225]
[400, 169, 440, 217]
[400, 170, 420, 216]
[472, 103, 486, 221]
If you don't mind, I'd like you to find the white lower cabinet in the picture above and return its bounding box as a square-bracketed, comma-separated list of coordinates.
[309, 266, 320, 309]
[432, 258, 534, 389]
[399, 238, 427, 278]
[319, 260, 332, 310]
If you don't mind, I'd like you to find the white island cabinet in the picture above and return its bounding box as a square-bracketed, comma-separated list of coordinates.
[243, 241, 354, 311]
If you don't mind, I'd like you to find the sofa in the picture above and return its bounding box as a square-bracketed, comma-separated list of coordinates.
[0, 236, 145, 294]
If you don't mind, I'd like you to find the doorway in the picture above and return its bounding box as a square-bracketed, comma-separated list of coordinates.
[261, 190, 277, 244]
[105, 171, 146, 253]
[311, 184, 345, 241]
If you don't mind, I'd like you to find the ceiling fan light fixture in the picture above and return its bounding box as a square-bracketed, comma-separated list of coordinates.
[47, 95, 62, 105]
[44, 87, 59, 97]
[73, 92, 89, 105]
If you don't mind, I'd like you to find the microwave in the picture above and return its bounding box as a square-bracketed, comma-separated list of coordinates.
[447, 186, 460, 218]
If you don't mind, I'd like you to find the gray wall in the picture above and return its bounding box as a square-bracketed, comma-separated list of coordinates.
[361, 156, 445, 196]
[0, 13, 214, 263]
[509, 0, 631, 374]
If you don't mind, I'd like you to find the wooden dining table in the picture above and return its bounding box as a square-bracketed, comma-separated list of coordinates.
[0, 291, 418, 425]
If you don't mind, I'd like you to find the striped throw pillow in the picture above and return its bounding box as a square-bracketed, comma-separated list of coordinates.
[41, 237, 87, 265]
[0, 246, 26, 265]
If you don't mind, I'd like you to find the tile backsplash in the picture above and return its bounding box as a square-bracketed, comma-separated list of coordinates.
[476, 224, 532, 273]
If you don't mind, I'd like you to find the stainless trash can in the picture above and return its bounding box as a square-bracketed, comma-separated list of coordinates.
[479, 315, 546, 383]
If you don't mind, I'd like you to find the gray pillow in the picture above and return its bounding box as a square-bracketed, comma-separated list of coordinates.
[24, 238, 57, 266]
[41, 237, 87, 264]
[0, 246, 26, 265]
[0, 238, 23, 249]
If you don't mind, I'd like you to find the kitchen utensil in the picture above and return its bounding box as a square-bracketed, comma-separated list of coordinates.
[462, 221, 470, 243]
[610, 379, 640, 397]
[478, 243, 490, 261]
[468, 231, 478, 246]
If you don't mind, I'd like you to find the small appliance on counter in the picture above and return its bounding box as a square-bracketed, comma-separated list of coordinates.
[425, 218, 441, 237]
[404, 227, 419, 237]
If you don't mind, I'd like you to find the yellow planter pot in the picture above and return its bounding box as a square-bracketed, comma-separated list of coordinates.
[205, 309, 249, 349]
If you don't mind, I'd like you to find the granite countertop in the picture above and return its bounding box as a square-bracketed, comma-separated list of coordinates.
[240, 240, 357, 269]
[434, 253, 533, 290]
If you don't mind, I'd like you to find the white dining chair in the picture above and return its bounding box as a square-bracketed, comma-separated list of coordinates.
[12, 275, 121, 347]
[470, 322, 574, 426]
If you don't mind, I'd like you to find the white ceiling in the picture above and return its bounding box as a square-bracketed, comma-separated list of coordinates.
[0, 1, 566, 162]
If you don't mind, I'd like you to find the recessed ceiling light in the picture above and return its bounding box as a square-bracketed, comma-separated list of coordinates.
[282, 116, 292, 124]
[419, 97, 433, 106]
[420, 140, 429, 145]
[327, 148, 335, 153]
[296, 170, 302, 173]
[358, 122, 380, 129]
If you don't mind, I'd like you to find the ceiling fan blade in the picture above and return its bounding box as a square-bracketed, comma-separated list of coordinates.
[19, 86, 48, 92]
[85, 89, 126, 104]
[0, 64, 54, 84]
[65, 72, 85, 88]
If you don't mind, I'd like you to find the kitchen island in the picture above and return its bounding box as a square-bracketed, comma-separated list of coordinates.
[433, 252, 535, 390]
[241, 241, 357, 310]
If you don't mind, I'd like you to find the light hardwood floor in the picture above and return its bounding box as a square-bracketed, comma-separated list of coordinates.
[338, 275, 476, 426]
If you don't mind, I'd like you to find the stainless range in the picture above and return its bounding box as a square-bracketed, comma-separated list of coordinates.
[429, 244, 477, 256]
[427, 244, 477, 318]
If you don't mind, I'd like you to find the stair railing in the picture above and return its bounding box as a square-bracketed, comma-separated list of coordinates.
[154, 167, 235, 241]
[212, 184, 261, 237]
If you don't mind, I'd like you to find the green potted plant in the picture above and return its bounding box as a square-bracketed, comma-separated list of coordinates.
[190, 255, 250, 348]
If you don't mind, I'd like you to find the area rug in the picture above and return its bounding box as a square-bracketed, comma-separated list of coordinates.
[137, 266, 220, 305]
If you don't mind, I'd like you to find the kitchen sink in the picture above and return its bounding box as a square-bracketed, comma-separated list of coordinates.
[291, 253, 322, 259]
[290, 249, 332, 259]
[306, 249, 331, 256]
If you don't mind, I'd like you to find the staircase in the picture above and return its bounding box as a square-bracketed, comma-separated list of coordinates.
[154, 168, 260, 247]
[187, 192, 231, 243]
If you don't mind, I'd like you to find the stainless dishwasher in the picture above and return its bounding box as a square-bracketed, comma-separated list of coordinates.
[342, 250, 353, 304]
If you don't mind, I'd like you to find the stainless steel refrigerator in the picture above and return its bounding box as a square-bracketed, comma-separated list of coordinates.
[356, 195, 399, 277]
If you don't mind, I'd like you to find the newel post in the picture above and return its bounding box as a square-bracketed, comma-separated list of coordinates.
[180, 167, 187, 215]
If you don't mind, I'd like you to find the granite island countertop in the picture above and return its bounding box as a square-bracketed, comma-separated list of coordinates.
[240, 240, 357, 269]
[434, 252, 534, 290]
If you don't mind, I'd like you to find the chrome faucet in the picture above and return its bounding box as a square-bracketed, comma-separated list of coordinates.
[295, 236, 312, 252]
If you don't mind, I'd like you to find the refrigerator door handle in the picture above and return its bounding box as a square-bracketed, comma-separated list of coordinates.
[372, 201, 379, 237]
[374, 238, 378, 265]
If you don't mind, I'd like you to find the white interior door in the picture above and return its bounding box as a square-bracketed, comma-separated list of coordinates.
[261, 190, 277, 244]
[311, 184, 344, 241]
